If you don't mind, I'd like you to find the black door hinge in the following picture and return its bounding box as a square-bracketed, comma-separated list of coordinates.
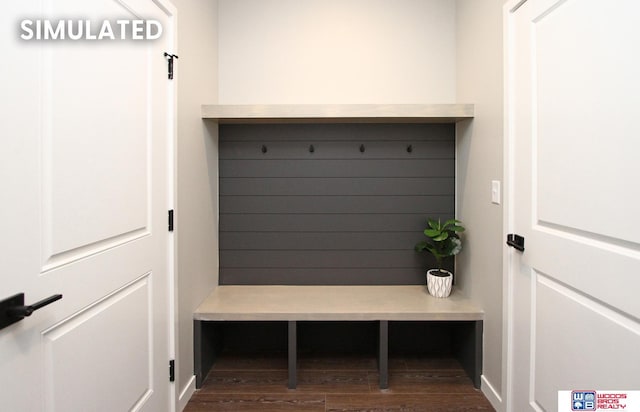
[163, 52, 178, 80]
[169, 359, 175, 382]
[168, 210, 174, 232]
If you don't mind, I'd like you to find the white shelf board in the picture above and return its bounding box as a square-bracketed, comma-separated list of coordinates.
[201, 104, 474, 124]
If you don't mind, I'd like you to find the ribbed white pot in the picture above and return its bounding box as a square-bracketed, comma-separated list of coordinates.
[426, 269, 453, 298]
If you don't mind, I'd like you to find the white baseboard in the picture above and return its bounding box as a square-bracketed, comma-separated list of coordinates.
[177, 375, 196, 412]
[481, 375, 503, 412]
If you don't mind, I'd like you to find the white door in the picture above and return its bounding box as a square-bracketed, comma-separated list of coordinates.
[0, 0, 175, 411]
[505, 0, 640, 411]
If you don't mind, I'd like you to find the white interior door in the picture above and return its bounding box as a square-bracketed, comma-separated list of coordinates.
[505, 0, 640, 411]
[0, 1, 175, 411]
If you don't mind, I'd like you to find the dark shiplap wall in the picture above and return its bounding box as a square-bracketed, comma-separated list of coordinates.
[219, 123, 455, 285]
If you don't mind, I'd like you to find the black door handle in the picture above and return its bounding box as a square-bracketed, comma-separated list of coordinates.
[1, 293, 63, 331]
[506, 234, 525, 252]
[8, 294, 63, 318]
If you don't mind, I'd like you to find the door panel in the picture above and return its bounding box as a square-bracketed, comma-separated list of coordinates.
[530, 232, 640, 317]
[534, 275, 640, 410]
[43, 274, 152, 411]
[533, 0, 640, 245]
[506, 0, 640, 410]
[45, 2, 151, 264]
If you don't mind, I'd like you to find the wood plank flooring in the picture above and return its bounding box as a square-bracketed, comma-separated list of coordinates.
[184, 353, 495, 411]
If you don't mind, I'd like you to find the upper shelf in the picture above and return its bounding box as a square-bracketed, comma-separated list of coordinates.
[201, 104, 474, 124]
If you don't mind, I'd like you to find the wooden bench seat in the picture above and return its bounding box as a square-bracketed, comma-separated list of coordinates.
[193, 285, 483, 390]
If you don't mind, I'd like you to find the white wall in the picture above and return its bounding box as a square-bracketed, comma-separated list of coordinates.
[171, 0, 219, 409]
[218, 0, 456, 104]
[455, 0, 506, 410]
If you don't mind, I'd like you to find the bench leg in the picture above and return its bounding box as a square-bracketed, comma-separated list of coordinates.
[473, 320, 483, 389]
[194, 320, 221, 389]
[378, 320, 389, 389]
[194, 320, 203, 388]
[288, 320, 297, 389]
[453, 320, 483, 389]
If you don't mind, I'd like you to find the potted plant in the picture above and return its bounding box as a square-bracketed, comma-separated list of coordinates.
[415, 218, 465, 298]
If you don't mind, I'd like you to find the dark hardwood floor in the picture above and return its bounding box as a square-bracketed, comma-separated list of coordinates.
[184, 353, 495, 411]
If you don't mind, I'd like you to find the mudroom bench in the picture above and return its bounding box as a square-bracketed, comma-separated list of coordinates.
[193, 285, 483, 390]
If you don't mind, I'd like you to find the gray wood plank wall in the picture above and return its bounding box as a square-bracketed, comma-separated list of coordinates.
[219, 123, 456, 285]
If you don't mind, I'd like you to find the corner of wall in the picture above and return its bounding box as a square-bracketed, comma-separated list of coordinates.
[173, 0, 219, 408]
[454, 0, 506, 410]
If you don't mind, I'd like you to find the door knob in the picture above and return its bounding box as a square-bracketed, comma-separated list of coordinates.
[0, 293, 63, 331]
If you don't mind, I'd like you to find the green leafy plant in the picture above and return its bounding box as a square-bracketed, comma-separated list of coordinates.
[415, 218, 465, 276]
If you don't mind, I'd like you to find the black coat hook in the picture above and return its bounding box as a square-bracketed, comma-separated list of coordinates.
[360, 144, 365, 153]
[309, 144, 315, 153]
[261, 145, 267, 154]
[407, 144, 413, 153]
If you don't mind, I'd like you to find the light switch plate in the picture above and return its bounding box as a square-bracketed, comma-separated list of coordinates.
[491, 180, 501, 205]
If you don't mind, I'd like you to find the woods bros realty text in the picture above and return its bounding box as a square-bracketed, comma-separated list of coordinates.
[19, 19, 162, 40]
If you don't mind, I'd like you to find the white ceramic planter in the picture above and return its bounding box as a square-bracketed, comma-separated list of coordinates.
[426, 269, 453, 298]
